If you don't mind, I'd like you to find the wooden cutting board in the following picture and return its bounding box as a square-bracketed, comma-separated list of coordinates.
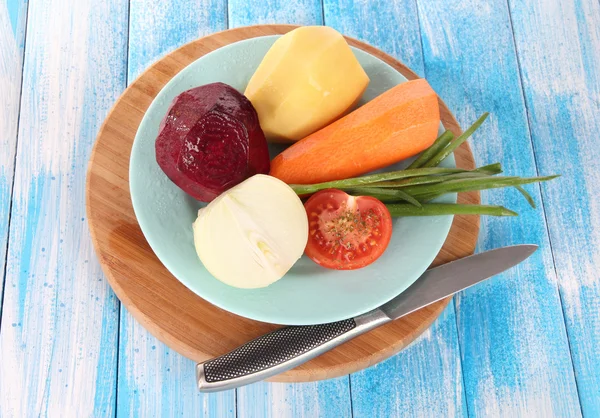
[86, 24, 480, 382]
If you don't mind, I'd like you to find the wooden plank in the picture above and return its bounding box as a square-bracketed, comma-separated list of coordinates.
[116, 1, 235, 416]
[323, 0, 424, 77]
[508, 0, 600, 415]
[237, 378, 352, 418]
[351, 308, 467, 417]
[227, 2, 352, 415]
[416, 0, 583, 415]
[127, 0, 228, 81]
[117, 318, 235, 417]
[323, 1, 467, 415]
[228, 0, 323, 26]
[0, 0, 128, 416]
[0, 0, 27, 317]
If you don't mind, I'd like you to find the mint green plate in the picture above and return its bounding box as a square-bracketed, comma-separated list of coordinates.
[129, 36, 455, 326]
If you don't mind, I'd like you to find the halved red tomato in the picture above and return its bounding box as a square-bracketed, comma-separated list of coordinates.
[304, 189, 393, 270]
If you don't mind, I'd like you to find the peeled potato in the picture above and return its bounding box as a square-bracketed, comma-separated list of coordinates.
[244, 26, 370, 143]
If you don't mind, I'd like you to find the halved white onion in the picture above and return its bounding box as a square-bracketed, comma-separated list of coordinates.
[193, 174, 308, 289]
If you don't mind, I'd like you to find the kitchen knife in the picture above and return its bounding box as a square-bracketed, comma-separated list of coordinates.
[196, 244, 537, 392]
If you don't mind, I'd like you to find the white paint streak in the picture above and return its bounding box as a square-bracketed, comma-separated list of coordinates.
[0, 2, 21, 172]
[0, 0, 124, 416]
[0, 0, 23, 303]
[401, 307, 462, 418]
[513, 0, 600, 326]
[119, 314, 236, 417]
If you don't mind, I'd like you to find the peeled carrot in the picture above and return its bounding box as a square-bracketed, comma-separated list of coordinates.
[270, 79, 440, 184]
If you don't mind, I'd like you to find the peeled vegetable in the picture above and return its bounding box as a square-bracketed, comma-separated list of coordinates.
[156, 82, 270, 202]
[245, 26, 369, 143]
[270, 79, 441, 184]
[193, 175, 308, 289]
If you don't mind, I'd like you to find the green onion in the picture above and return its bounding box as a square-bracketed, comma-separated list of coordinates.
[346, 188, 422, 207]
[386, 203, 518, 217]
[422, 113, 489, 167]
[289, 167, 466, 195]
[407, 130, 454, 169]
[515, 185, 536, 208]
[369, 164, 503, 188]
[402, 175, 559, 198]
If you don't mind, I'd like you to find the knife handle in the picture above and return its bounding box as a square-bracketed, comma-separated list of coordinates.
[196, 309, 390, 392]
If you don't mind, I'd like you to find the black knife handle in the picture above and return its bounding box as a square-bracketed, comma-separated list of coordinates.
[196, 309, 390, 392]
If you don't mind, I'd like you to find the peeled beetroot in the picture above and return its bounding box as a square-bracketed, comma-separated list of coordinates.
[155, 82, 270, 202]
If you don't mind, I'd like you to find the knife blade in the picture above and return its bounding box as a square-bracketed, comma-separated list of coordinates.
[197, 244, 537, 392]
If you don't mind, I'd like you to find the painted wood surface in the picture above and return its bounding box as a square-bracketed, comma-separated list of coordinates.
[416, 0, 582, 416]
[0, 0, 27, 320]
[351, 308, 467, 418]
[0, 0, 128, 416]
[117, 1, 235, 417]
[322, 1, 467, 416]
[2, 0, 600, 415]
[508, 0, 600, 415]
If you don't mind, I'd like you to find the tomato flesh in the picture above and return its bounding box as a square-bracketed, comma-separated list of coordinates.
[304, 189, 393, 270]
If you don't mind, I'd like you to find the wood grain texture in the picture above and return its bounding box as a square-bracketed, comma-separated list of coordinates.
[508, 0, 600, 415]
[117, 1, 234, 416]
[85, 24, 479, 386]
[228, 0, 324, 27]
[128, 0, 228, 81]
[238, 378, 352, 417]
[117, 316, 235, 417]
[416, 0, 583, 416]
[351, 307, 467, 417]
[323, 0, 424, 77]
[0, 0, 27, 321]
[0, 0, 128, 416]
[323, 1, 467, 415]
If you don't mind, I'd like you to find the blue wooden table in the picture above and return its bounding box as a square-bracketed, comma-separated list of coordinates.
[1, 0, 599, 416]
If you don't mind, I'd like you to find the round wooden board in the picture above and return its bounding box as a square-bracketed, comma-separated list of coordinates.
[86, 25, 480, 382]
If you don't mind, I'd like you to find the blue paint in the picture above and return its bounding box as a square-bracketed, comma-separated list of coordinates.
[0, 0, 29, 328]
[128, 0, 228, 81]
[508, 0, 600, 414]
[115, 314, 140, 416]
[6, 0, 23, 38]
[13, 175, 45, 327]
[0, 172, 11, 316]
[78, 2, 128, 413]
[351, 306, 467, 417]
[93, 291, 120, 418]
[228, 0, 323, 27]
[237, 378, 352, 417]
[0, 0, 127, 414]
[324, 0, 425, 76]
[416, 0, 581, 415]
[117, 311, 236, 417]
